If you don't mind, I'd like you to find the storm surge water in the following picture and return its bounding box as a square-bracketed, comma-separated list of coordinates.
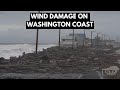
[0, 44, 57, 59]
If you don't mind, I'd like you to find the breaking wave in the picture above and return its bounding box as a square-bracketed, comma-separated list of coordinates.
[0, 44, 57, 59]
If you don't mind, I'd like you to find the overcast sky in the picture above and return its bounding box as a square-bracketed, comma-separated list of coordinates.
[0, 11, 120, 44]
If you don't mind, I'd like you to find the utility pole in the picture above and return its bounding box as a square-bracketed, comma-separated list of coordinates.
[36, 29, 39, 54]
[72, 29, 75, 49]
[97, 33, 99, 47]
[109, 36, 111, 44]
[35, 11, 40, 54]
[91, 30, 95, 47]
[96, 32, 101, 47]
[91, 31, 93, 47]
[102, 34, 104, 47]
[59, 29, 61, 49]
[83, 29, 86, 47]
[104, 34, 106, 46]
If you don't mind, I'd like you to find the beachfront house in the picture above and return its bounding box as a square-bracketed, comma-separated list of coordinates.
[61, 33, 86, 47]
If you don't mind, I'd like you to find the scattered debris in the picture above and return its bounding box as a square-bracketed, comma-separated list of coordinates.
[0, 46, 120, 79]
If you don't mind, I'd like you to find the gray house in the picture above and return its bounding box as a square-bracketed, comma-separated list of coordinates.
[61, 33, 86, 47]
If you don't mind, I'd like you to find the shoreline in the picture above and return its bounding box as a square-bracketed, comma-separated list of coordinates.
[0, 43, 57, 45]
[0, 44, 57, 59]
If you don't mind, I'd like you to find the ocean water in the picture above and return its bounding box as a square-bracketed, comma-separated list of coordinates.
[0, 44, 57, 59]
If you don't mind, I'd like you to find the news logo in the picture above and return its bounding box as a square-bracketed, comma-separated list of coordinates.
[102, 66, 119, 76]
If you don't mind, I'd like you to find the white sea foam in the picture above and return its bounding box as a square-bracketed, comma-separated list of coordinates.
[0, 44, 57, 59]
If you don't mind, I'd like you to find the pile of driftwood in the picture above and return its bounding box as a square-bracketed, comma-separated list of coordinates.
[0, 46, 120, 75]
